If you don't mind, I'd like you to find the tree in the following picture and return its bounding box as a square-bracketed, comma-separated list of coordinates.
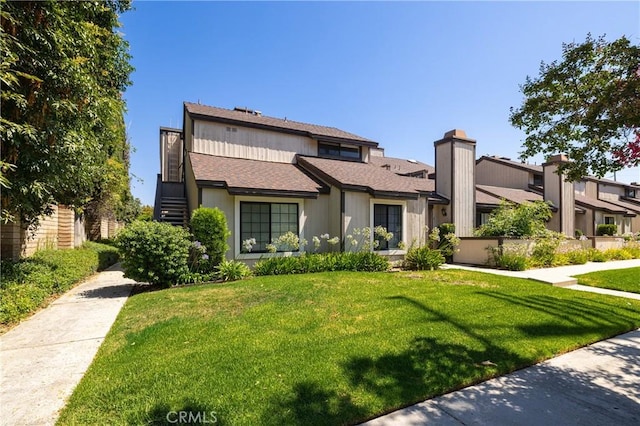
[475, 200, 553, 238]
[510, 34, 640, 181]
[0, 0, 133, 229]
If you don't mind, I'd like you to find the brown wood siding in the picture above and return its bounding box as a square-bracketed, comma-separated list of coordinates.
[193, 120, 316, 163]
[476, 160, 530, 190]
[57, 206, 75, 249]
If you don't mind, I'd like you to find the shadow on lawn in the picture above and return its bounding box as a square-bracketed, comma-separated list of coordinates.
[265, 293, 640, 425]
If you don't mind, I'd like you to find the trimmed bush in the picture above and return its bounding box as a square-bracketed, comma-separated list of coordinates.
[190, 207, 230, 268]
[404, 246, 445, 271]
[596, 224, 618, 236]
[116, 221, 192, 287]
[1, 242, 119, 326]
[253, 252, 389, 276]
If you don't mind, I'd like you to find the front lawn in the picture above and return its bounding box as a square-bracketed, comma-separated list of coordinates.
[576, 267, 640, 294]
[58, 270, 640, 425]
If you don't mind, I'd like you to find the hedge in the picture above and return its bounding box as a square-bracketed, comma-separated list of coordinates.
[0, 242, 120, 327]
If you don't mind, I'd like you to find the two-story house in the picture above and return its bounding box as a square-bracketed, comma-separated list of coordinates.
[155, 103, 480, 262]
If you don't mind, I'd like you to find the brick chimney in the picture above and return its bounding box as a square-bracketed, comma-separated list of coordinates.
[434, 129, 476, 237]
[543, 154, 574, 236]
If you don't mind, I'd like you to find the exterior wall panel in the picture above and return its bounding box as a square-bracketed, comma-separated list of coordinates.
[201, 188, 235, 259]
[599, 184, 623, 201]
[476, 160, 530, 189]
[344, 192, 370, 252]
[453, 143, 475, 237]
[193, 120, 316, 163]
[304, 195, 331, 248]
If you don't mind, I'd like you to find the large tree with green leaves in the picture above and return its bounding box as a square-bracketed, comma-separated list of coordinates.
[510, 34, 640, 181]
[0, 0, 134, 228]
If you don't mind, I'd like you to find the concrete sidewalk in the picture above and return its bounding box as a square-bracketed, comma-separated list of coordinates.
[0, 264, 134, 426]
[444, 258, 640, 287]
[364, 260, 640, 425]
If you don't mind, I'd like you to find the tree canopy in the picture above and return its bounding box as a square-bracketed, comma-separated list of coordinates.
[510, 34, 640, 181]
[0, 0, 135, 228]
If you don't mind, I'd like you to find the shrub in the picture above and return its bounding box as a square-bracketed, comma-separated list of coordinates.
[530, 233, 563, 268]
[603, 248, 633, 260]
[587, 248, 607, 262]
[404, 246, 445, 270]
[116, 221, 192, 287]
[190, 207, 231, 268]
[623, 242, 640, 258]
[344, 252, 389, 272]
[475, 200, 553, 238]
[252, 252, 389, 276]
[596, 224, 618, 236]
[574, 229, 584, 238]
[253, 256, 302, 276]
[216, 260, 252, 282]
[565, 249, 589, 265]
[0, 243, 119, 326]
[488, 245, 528, 271]
[82, 241, 120, 270]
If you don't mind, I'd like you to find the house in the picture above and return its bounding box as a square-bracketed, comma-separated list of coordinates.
[155, 103, 482, 262]
[155, 102, 639, 262]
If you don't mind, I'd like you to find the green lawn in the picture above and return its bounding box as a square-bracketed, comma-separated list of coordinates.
[576, 267, 640, 294]
[57, 270, 640, 425]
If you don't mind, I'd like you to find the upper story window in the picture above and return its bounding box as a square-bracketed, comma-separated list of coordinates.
[626, 188, 636, 198]
[318, 142, 361, 161]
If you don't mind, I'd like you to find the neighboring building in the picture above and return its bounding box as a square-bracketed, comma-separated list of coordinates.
[155, 102, 640, 262]
[475, 155, 640, 236]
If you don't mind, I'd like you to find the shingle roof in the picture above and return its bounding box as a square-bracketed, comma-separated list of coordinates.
[297, 156, 434, 198]
[575, 194, 635, 215]
[605, 198, 640, 214]
[184, 102, 377, 145]
[476, 184, 545, 204]
[477, 156, 543, 174]
[369, 155, 435, 175]
[189, 152, 324, 197]
[476, 190, 503, 206]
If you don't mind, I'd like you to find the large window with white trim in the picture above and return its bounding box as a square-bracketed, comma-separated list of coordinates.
[373, 204, 402, 250]
[240, 202, 298, 252]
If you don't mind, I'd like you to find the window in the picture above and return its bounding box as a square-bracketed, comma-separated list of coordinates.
[532, 174, 543, 186]
[476, 212, 491, 227]
[240, 202, 298, 252]
[373, 204, 402, 250]
[318, 142, 361, 160]
[626, 188, 636, 198]
[604, 216, 615, 225]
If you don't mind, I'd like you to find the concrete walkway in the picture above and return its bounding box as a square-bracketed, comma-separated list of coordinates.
[364, 259, 640, 425]
[0, 264, 134, 426]
[443, 258, 640, 288]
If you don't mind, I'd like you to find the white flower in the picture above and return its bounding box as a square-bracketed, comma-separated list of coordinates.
[327, 237, 339, 245]
[321, 233, 330, 239]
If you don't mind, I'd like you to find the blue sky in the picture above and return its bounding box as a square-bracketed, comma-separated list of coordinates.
[120, 1, 640, 206]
